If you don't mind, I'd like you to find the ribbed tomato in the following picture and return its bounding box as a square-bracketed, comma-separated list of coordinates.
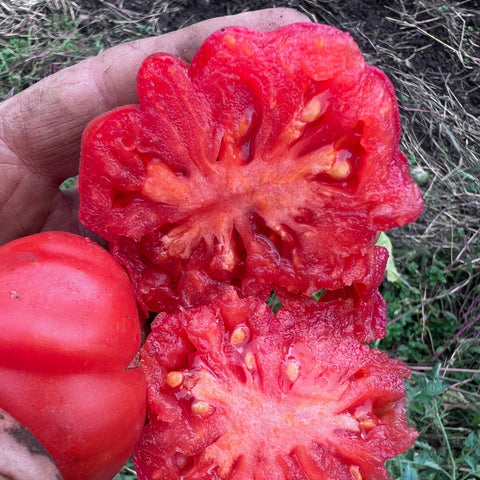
[78, 23, 422, 313]
[0, 232, 146, 480]
[134, 289, 417, 480]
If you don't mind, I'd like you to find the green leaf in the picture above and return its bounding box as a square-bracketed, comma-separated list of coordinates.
[401, 463, 419, 480]
[472, 412, 480, 426]
[376, 232, 401, 282]
[311, 288, 326, 301]
[266, 290, 282, 314]
[59, 175, 78, 190]
[463, 455, 478, 471]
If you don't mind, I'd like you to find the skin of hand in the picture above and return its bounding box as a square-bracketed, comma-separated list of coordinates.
[0, 408, 63, 480]
[0, 8, 309, 246]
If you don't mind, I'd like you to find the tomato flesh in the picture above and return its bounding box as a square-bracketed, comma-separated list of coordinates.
[134, 289, 417, 480]
[78, 23, 423, 313]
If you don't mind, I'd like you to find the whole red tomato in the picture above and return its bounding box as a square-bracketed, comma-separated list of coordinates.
[0, 231, 146, 480]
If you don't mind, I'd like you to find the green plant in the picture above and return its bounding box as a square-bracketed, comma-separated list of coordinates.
[387, 364, 480, 480]
[114, 459, 138, 480]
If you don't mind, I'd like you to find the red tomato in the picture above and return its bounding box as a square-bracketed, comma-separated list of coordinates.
[134, 288, 417, 480]
[78, 23, 423, 313]
[0, 232, 146, 480]
[275, 285, 389, 343]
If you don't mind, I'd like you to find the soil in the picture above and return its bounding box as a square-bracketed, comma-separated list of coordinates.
[77, 0, 479, 117]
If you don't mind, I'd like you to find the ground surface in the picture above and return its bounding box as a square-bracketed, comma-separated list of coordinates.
[78, 0, 480, 118]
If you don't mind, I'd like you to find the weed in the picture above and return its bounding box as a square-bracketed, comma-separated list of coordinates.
[387, 364, 480, 480]
[115, 458, 138, 479]
[0, 1, 108, 99]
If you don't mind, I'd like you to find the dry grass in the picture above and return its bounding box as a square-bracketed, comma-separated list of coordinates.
[303, 0, 480, 368]
[379, 1, 480, 358]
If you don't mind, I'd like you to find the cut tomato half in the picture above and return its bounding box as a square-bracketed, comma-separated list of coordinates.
[78, 23, 422, 313]
[133, 289, 417, 480]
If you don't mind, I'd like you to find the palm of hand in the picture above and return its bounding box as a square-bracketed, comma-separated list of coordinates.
[0, 8, 309, 246]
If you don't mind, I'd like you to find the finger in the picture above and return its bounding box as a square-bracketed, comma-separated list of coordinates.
[0, 8, 310, 182]
[0, 408, 63, 480]
[84, 7, 312, 106]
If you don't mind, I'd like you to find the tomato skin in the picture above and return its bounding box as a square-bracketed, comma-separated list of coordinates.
[0, 232, 146, 480]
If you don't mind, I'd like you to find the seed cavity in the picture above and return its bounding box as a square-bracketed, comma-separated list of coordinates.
[301, 97, 323, 122]
[285, 361, 300, 382]
[360, 418, 375, 432]
[244, 351, 256, 371]
[349, 465, 363, 480]
[326, 149, 352, 179]
[237, 118, 250, 137]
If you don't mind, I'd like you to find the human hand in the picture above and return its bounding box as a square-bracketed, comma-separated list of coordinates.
[0, 8, 309, 246]
[0, 408, 63, 480]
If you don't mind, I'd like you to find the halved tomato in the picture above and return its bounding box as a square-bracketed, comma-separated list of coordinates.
[133, 289, 417, 480]
[78, 23, 422, 313]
